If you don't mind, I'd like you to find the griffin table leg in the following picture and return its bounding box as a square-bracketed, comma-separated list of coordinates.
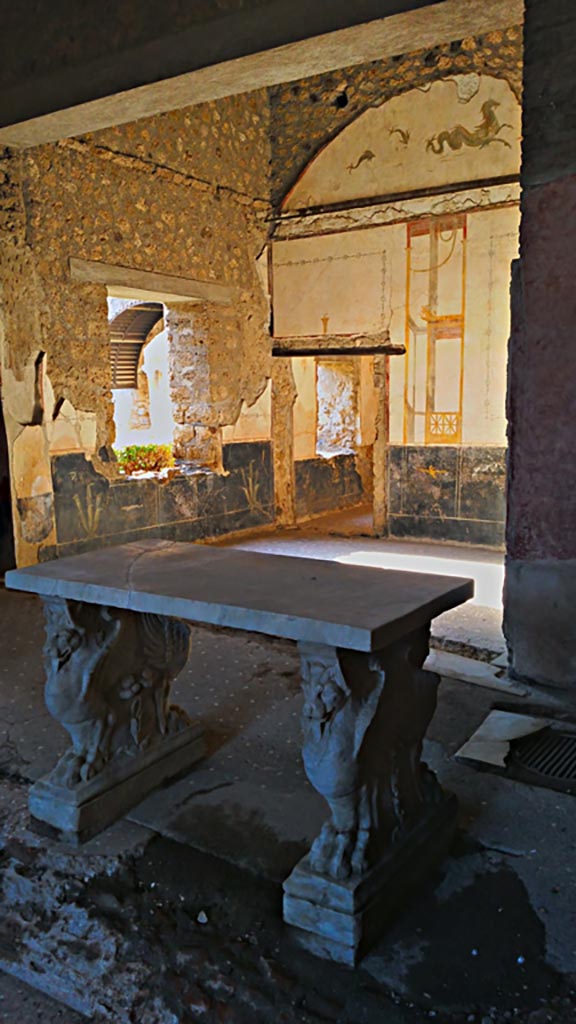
[29, 596, 206, 842]
[283, 625, 457, 964]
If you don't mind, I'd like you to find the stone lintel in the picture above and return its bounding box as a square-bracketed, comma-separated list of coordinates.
[272, 333, 404, 358]
[70, 257, 233, 307]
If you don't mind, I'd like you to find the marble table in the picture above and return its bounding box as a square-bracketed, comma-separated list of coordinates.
[6, 539, 473, 964]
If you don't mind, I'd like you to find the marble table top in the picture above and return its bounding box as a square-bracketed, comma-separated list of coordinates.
[6, 540, 474, 651]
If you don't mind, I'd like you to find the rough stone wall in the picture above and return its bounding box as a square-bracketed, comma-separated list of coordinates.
[0, 93, 272, 564]
[84, 98, 272, 430]
[27, 96, 270, 424]
[269, 25, 523, 206]
[165, 305, 218, 466]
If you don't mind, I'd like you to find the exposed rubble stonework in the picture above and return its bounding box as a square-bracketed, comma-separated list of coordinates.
[0, 94, 273, 565]
[2, 95, 271, 424]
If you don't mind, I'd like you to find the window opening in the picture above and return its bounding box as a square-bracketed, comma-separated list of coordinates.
[110, 302, 164, 388]
[108, 299, 176, 471]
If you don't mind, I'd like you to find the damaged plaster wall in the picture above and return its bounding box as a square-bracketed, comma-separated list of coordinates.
[0, 93, 273, 564]
[316, 360, 359, 456]
[221, 380, 272, 445]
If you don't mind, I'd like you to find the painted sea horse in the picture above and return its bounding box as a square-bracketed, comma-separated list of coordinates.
[426, 99, 513, 155]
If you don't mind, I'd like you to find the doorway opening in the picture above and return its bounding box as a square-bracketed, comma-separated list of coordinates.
[109, 299, 176, 475]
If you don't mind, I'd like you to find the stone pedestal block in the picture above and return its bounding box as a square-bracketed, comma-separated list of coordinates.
[504, 558, 576, 691]
[283, 796, 457, 965]
[283, 628, 457, 963]
[30, 596, 205, 842]
[30, 723, 205, 844]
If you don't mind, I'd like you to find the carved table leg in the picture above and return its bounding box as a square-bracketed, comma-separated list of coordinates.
[29, 597, 206, 843]
[283, 626, 458, 965]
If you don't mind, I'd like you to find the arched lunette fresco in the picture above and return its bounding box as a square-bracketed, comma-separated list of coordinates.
[282, 75, 521, 211]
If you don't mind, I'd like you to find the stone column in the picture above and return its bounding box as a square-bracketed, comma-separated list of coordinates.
[271, 358, 296, 526]
[166, 304, 221, 469]
[504, 0, 576, 691]
[372, 354, 389, 536]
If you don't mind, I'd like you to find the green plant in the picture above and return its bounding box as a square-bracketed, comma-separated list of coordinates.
[114, 444, 175, 475]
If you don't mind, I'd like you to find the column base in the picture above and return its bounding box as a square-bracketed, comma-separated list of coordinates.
[29, 723, 206, 844]
[283, 794, 458, 966]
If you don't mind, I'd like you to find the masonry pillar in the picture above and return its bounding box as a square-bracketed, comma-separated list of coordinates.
[372, 354, 389, 537]
[504, 0, 576, 690]
[271, 359, 296, 526]
[165, 305, 221, 469]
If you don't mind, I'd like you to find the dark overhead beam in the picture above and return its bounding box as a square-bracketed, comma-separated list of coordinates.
[0, 1, 443, 134]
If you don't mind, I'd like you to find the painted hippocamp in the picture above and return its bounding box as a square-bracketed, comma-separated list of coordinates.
[426, 99, 513, 155]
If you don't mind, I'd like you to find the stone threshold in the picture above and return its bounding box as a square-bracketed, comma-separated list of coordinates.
[426, 648, 529, 698]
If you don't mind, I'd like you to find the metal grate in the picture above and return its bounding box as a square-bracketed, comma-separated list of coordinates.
[509, 727, 576, 794]
[111, 341, 144, 389]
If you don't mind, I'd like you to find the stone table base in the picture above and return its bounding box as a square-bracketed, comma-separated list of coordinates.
[283, 795, 458, 966]
[30, 723, 206, 844]
[29, 597, 205, 843]
[283, 629, 458, 964]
